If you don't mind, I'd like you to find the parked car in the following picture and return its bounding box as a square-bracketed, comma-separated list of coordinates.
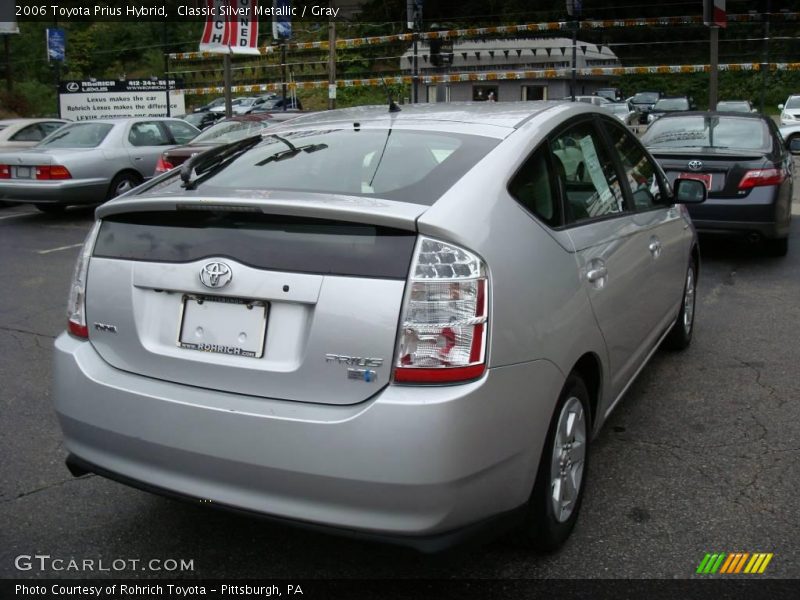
[0, 118, 68, 151]
[574, 95, 612, 106]
[641, 111, 794, 256]
[778, 121, 800, 147]
[602, 101, 638, 126]
[254, 96, 303, 111]
[778, 94, 800, 125]
[631, 91, 663, 124]
[209, 97, 252, 114]
[54, 102, 705, 552]
[646, 97, 693, 124]
[0, 117, 199, 213]
[180, 111, 224, 130]
[155, 114, 274, 174]
[194, 97, 226, 113]
[715, 100, 756, 113]
[595, 88, 624, 102]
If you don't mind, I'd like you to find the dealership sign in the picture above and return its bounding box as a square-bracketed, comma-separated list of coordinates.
[58, 79, 185, 121]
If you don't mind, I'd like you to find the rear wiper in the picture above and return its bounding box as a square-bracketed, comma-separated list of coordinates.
[254, 135, 328, 166]
[180, 134, 264, 190]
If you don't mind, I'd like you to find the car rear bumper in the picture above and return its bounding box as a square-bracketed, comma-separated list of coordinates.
[0, 178, 108, 204]
[687, 186, 790, 239]
[53, 333, 563, 548]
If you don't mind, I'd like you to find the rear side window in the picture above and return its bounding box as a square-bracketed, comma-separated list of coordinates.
[93, 211, 417, 280]
[550, 121, 627, 224]
[128, 122, 170, 147]
[508, 145, 562, 227]
[11, 124, 46, 142]
[156, 128, 499, 206]
[165, 121, 198, 144]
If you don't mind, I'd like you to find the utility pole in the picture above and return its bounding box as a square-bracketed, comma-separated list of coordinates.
[709, 26, 719, 109]
[566, 0, 581, 101]
[223, 53, 232, 117]
[759, 0, 771, 113]
[281, 42, 287, 111]
[163, 22, 171, 117]
[4, 35, 11, 92]
[408, 0, 421, 103]
[327, 1, 336, 110]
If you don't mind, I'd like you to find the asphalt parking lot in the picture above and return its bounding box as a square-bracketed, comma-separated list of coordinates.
[1, 188, 799, 580]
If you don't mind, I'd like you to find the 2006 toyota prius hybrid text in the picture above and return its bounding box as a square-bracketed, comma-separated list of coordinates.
[53, 102, 707, 552]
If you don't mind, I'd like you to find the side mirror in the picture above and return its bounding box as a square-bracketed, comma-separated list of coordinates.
[778, 104, 785, 110]
[789, 138, 800, 155]
[674, 178, 707, 204]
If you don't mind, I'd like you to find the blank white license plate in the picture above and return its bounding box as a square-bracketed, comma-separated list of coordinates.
[178, 295, 267, 358]
[14, 166, 32, 179]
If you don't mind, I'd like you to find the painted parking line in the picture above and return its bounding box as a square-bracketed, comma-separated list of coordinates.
[37, 243, 83, 255]
[0, 211, 37, 221]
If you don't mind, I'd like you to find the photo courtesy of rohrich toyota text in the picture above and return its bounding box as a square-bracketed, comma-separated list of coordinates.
[1, 0, 799, 599]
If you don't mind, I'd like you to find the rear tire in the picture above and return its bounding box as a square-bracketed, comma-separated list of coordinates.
[663, 261, 696, 351]
[35, 204, 66, 215]
[520, 373, 590, 552]
[764, 237, 788, 257]
[107, 172, 142, 200]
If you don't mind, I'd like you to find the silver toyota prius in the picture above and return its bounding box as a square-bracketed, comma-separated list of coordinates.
[53, 102, 706, 551]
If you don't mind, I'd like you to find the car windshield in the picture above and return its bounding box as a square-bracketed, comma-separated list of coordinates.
[633, 92, 660, 103]
[641, 116, 770, 150]
[157, 128, 499, 206]
[654, 98, 689, 111]
[717, 101, 750, 112]
[191, 120, 270, 144]
[605, 104, 628, 114]
[37, 123, 113, 148]
[784, 97, 800, 109]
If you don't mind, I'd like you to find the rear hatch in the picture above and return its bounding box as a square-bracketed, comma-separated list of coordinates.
[85, 196, 423, 405]
[650, 149, 769, 198]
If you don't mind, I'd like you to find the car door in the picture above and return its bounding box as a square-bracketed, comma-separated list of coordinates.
[600, 117, 689, 335]
[551, 118, 657, 401]
[126, 121, 172, 178]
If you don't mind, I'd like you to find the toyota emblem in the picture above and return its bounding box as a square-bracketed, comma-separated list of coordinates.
[199, 262, 232, 289]
[687, 160, 703, 171]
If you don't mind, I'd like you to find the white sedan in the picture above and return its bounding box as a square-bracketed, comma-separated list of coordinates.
[0, 118, 68, 151]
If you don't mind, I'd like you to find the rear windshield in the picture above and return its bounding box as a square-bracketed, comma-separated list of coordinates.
[38, 123, 113, 148]
[633, 92, 659, 103]
[94, 211, 416, 279]
[192, 120, 270, 144]
[716, 101, 750, 112]
[641, 116, 770, 150]
[654, 98, 689, 111]
[155, 128, 498, 205]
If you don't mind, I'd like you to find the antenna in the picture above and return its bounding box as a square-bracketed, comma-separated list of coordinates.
[380, 76, 401, 113]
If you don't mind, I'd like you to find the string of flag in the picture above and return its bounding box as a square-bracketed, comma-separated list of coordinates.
[175, 62, 800, 96]
[169, 12, 800, 62]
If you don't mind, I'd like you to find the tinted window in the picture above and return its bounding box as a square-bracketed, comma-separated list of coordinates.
[550, 121, 626, 223]
[129, 122, 170, 146]
[602, 120, 666, 211]
[38, 123, 113, 148]
[192, 120, 269, 144]
[166, 121, 198, 144]
[158, 128, 499, 206]
[94, 211, 416, 280]
[641, 116, 770, 150]
[508, 145, 561, 227]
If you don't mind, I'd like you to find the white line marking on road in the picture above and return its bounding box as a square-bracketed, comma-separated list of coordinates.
[37, 243, 83, 255]
[0, 211, 37, 221]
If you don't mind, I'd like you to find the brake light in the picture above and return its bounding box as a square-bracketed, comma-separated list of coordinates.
[738, 168, 787, 190]
[154, 156, 174, 174]
[393, 237, 489, 384]
[35, 165, 72, 180]
[0, 165, 9, 179]
[67, 221, 102, 340]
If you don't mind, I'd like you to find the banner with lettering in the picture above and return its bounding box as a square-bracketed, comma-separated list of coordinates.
[199, 0, 231, 54]
[229, 0, 260, 55]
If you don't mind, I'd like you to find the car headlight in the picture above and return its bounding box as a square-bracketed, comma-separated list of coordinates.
[783, 113, 795, 121]
[647, 114, 654, 123]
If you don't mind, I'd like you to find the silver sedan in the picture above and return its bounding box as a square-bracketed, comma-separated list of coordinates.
[54, 102, 706, 551]
[0, 117, 198, 213]
[0, 118, 68, 151]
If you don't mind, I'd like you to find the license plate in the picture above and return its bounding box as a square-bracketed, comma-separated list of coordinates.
[14, 166, 32, 179]
[678, 172, 712, 191]
[178, 295, 267, 358]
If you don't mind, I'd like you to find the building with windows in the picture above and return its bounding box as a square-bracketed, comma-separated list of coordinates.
[400, 37, 621, 102]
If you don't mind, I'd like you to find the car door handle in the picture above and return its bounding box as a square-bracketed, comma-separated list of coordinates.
[134, 157, 143, 161]
[649, 240, 662, 257]
[586, 266, 608, 282]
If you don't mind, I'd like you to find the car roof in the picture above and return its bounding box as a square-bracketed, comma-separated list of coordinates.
[281, 101, 570, 131]
[651, 110, 766, 120]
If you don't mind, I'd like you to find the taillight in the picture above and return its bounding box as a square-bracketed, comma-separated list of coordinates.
[67, 221, 102, 340]
[0, 165, 9, 179]
[738, 168, 787, 190]
[35, 165, 72, 180]
[154, 156, 174, 174]
[393, 237, 489, 384]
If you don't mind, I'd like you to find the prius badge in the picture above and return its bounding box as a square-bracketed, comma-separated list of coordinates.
[200, 262, 233, 289]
